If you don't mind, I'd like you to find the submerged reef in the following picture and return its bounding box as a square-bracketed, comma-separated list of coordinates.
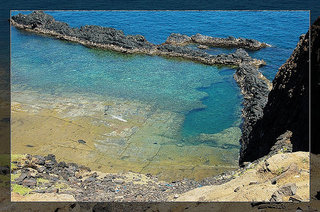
[11, 11, 266, 67]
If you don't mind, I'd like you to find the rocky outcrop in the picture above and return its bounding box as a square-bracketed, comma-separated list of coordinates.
[238, 17, 319, 165]
[164, 33, 192, 45]
[311, 18, 320, 154]
[165, 33, 270, 50]
[270, 183, 297, 202]
[173, 152, 309, 202]
[11, 11, 155, 50]
[234, 63, 272, 161]
[10, 11, 266, 67]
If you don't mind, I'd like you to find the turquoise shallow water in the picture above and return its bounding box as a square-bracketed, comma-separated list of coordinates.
[11, 28, 228, 114]
[11, 11, 309, 142]
[182, 74, 242, 137]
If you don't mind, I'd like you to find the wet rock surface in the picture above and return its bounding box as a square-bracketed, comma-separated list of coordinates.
[165, 33, 270, 50]
[11, 11, 266, 67]
[11, 154, 234, 201]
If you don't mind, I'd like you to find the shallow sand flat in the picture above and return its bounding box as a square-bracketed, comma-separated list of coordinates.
[11, 91, 239, 181]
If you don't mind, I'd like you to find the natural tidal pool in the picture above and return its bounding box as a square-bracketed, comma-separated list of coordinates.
[11, 25, 242, 137]
[11, 11, 309, 180]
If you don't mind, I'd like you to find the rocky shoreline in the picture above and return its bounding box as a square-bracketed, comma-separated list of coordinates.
[10, 12, 273, 160]
[11, 154, 234, 201]
[165, 33, 270, 50]
[11, 148, 309, 202]
[12, 10, 302, 202]
[11, 11, 266, 68]
[7, 11, 315, 205]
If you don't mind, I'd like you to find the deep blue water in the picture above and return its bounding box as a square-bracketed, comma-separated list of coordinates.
[11, 11, 309, 139]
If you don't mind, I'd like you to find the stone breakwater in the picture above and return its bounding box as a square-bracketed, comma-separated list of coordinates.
[10, 11, 266, 67]
[165, 33, 270, 50]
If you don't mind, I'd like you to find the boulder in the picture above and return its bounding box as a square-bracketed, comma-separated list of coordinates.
[22, 178, 37, 187]
[33, 155, 45, 165]
[270, 183, 297, 202]
[15, 173, 28, 184]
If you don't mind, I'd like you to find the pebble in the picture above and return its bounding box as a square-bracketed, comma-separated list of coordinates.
[22, 178, 37, 187]
[36, 166, 46, 173]
[15, 173, 28, 183]
[234, 186, 240, 192]
[113, 179, 125, 184]
[249, 181, 258, 185]
[78, 139, 86, 144]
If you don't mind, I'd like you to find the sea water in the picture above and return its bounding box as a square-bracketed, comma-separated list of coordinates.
[11, 11, 309, 174]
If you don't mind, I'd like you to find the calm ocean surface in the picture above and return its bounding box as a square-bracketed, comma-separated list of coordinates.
[11, 11, 309, 139]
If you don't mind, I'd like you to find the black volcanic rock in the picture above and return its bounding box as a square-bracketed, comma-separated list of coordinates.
[12, 11, 54, 26]
[191, 33, 269, 50]
[12, 11, 155, 51]
[157, 44, 207, 56]
[238, 17, 318, 165]
[234, 62, 271, 163]
[311, 17, 320, 154]
[164, 33, 192, 45]
[164, 32, 269, 50]
[11, 11, 266, 68]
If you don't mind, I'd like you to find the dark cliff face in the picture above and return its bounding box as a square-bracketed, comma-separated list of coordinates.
[311, 18, 320, 154]
[234, 63, 271, 163]
[239, 18, 320, 165]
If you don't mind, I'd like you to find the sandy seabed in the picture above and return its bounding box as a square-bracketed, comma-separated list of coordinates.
[11, 90, 240, 181]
